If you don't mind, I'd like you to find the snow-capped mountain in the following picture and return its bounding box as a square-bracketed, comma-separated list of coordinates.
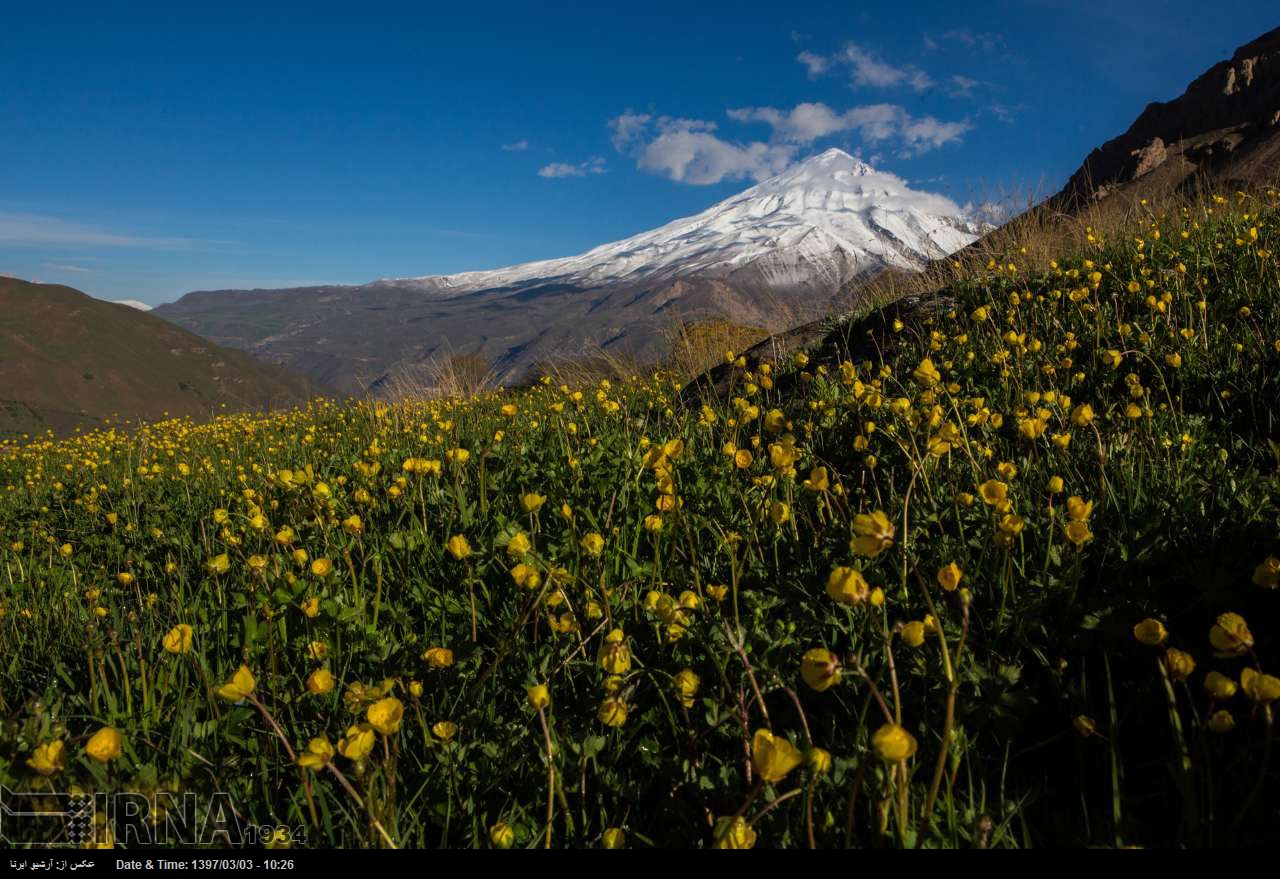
[372, 149, 981, 296]
[155, 149, 985, 393]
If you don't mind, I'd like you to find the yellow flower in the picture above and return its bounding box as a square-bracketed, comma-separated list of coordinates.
[310, 557, 334, 577]
[1066, 496, 1093, 522]
[1070, 403, 1094, 426]
[446, 534, 472, 560]
[751, 729, 803, 783]
[337, 724, 376, 761]
[936, 563, 962, 592]
[299, 596, 320, 618]
[802, 466, 829, 492]
[1073, 715, 1097, 737]
[26, 740, 68, 775]
[597, 696, 628, 727]
[1253, 556, 1280, 589]
[1163, 648, 1195, 681]
[84, 726, 123, 763]
[871, 723, 917, 762]
[432, 720, 459, 741]
[509, 563, 541, 589]
[1047, 475, 1065, 494]
[1209, 613, 1253, 657]
[207, 553, 231, 575]
[602, 827, 626, 849]
[1204, 671, 1237, 701]
[734, 449, 754, 469]
[520, 492, 547, 514]
[506, 532, 532, 558]
[217, 665, 256, 701]
[673, 668, 701, 708]
[423, 646, 454, 668]
[769, 501, 790, 525]
[161, 623, 193, 655]
[1133, 618, 1167, 646]
[489, 822, 516, 849]
[978, 480, 1008, 506]
[808, 747, 833, 774]
[342, 514, 363, 535]
[826, 566, 870, 606]
[296, 735, 334, 771]
[580, 532, 605, 556]
[1208, 710, 1235, 734]
[800, 648, 841, 692]
[527, 683, 551, 711]
[713, 816, 757, 849]
[1241, 668, 1280, 703]
[912, 357, 941, 388]
[367, 697, 404, 735]
[901, 621, 926, 648]
[1064, 520, 1093, 547]
[305, 668, 335, 695]
[850, 510, 894, 557]
[597, 629, 632, 674]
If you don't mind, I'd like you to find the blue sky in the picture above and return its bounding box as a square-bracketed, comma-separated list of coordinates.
[1, 2, 1276, 305]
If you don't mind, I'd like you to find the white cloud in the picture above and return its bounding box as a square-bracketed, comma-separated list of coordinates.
[636, 129, 794, 185]
[839, 43, 933, 92]
[501, 140, 529, 151]
[537, 157, 607, 178]
[948, 75, 982, 98]
[728, 103, 857, 143]
[899, 115, 972, 153]
[796, 50, 830, 78]
[796, 42, 935, 92]
[0, 211, 197, 250]
[943, 29, 1006, 52]
[614, 99, 970, 186]
[729, 101, 971, 156]
[42, 262, 93, 273]
[609, 110, 653, 150]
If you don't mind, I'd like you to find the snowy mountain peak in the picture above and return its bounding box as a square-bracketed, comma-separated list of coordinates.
[374, 149, 983, 296]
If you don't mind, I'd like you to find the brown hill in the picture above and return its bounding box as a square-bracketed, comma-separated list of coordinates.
[0, 276, 325, 438]
[1056, 26, 1280, 206]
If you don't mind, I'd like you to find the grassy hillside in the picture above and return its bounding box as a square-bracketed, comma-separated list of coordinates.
[0, 191, 1277, 849]
[0, 277, 324, 438]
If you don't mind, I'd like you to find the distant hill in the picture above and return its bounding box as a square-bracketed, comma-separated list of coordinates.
[153, 150, 984, 394]
[0, 276, 325, 438]
[1055, 25, 1280, 206]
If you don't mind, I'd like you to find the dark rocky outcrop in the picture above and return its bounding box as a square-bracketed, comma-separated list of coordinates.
[1056, 26, 1280, 206]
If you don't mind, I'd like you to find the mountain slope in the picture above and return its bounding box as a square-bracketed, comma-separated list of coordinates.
[0, 276, 325, 437]
[155, 150, 981, 393]
[1055, 25, 1280, 206]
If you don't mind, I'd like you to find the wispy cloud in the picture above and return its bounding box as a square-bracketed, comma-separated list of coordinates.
[42, 262, 93, 273]
[924, 29, 1007, 53]
[947, 74, 983, 98]
[537, 157, 607, 178]
[799, 43, 933, 93]
[501, 140, 529, 151]
[841, 43, 933, 91]
[0, 211, 199, 250]
[796, 50, 830, 78]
